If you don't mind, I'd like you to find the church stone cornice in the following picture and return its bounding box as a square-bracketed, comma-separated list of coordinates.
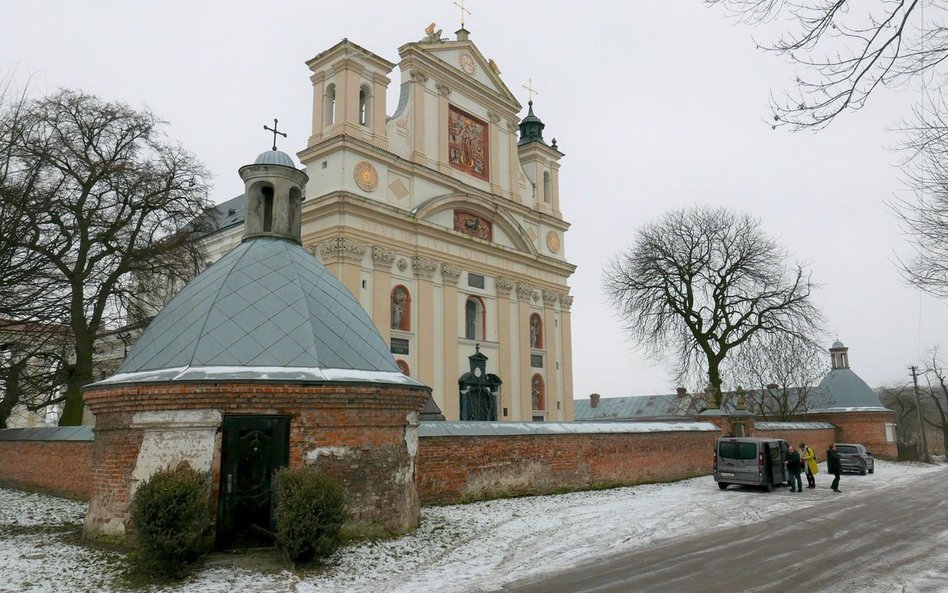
[297, 134, 572, 234]
[301, 194, 577, 280]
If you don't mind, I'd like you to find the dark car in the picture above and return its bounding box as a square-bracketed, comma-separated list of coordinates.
[835, 443, 875, 475]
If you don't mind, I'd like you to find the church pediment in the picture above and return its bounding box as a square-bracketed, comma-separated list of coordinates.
[401, 37, 521, 111]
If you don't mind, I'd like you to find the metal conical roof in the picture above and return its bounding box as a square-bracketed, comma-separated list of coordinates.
[98, 237, 420, 386]
[809, 368, 888, 412]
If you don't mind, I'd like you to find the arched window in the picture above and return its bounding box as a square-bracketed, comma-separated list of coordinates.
[543, 171, 551, 204]
[529, 313, 543, 349]
[531, 374, 545, 411]
[396, 360, 411, 376]
[324, 83, 336, 126]
[464, 296, 485, 340]
[262, 186, 274, 232]
[359, 84, 372, 127]
[391, 286, 411, 331]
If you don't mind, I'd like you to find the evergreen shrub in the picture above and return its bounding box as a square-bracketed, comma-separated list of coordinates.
[129, 462, 211, 578]
[273, 465, 348, 565]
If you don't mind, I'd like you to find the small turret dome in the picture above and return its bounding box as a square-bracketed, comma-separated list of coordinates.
[254, 149, 296, 168]
[831, 339, 846, 349]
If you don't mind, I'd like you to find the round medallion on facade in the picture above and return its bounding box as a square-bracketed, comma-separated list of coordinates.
[354, 161, 379, 192]
[546, 231, 560, 254]
[459, 53, 477, 76]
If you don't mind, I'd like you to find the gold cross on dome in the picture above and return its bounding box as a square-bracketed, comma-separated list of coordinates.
[522, 78, 539, 102]
[454, 0, 471, 28]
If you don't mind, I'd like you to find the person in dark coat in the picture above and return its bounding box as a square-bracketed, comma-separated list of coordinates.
[786, 445, 803, 492]
[827, 444, 842, 492]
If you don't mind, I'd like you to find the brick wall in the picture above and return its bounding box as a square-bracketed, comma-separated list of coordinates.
[0, 440, 92, 499]
[417, 428, 720, 505]
[81, 381, 430, 540]
[806, 411, 898, 459]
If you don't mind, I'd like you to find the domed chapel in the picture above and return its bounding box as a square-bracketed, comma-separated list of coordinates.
[82, 146, 431, 545]
[202, 24, 576, 424]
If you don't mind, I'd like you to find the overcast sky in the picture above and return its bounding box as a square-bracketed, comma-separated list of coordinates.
[5, 1, 947, 398]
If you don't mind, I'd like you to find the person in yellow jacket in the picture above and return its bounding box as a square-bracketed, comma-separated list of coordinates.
[800, 442, 818, 489]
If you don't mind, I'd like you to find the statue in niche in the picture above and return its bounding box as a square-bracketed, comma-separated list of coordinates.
[530, 315, 541, 349]
[391, 287, 408, 330]
[532, 376, 542, 410]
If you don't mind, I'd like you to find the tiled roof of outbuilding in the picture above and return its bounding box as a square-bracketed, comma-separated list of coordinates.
[99, 236, 419, 387]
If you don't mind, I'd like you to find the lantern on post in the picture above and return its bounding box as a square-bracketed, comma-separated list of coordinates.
[458, 344, 503, 421]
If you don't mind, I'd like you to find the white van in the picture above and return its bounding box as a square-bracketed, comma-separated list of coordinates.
[714, 437, 790, 491]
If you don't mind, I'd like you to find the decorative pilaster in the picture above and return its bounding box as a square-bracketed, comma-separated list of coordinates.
[542, 292, 560, 420]
[413, 255, 436, 389]
[441, 263, 461, 420]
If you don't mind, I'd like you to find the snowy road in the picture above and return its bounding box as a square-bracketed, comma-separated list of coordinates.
[502, 467, 948, 593]
[0, 460, 945, 592]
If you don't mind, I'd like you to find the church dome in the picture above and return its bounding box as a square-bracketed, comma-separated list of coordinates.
[810, 341, 887, 412]
[809, 368, 888, 412]
[254, 149, 296, 168]
[100, 236, 419, 386]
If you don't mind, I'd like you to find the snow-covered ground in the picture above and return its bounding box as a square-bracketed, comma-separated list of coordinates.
[1, 461, 945, 593]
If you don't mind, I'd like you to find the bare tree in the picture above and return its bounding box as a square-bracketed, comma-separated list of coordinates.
[878, 383, 922, 459]
[891, 96, 948, 296]
[920, 350, 948, 455]
[0, 321, 69, 428]
[0, 89, 211, 425]
[604, 206, 823, 405]
[705, 1, 948, 310]
[728, 333, 829, 419]
[707, 0, 942, 130]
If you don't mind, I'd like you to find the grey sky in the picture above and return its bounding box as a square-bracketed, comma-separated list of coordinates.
[5, 0, 946, 398]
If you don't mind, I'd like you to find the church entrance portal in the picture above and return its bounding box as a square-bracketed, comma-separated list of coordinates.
[217, 415, 289, 549]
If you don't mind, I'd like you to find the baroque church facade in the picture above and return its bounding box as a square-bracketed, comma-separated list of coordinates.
[203, 27, 576, 422]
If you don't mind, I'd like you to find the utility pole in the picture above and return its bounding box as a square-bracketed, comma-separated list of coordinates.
[910, 365, 932, 463]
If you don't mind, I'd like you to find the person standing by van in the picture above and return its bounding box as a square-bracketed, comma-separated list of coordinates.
[827, 444, 842, 492]
[800, 442, 818, 489]
[786, 445, 803, 492]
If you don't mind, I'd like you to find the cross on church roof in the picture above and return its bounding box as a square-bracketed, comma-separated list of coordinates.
[263, 118, 287, 151]
[453, 0, 471, 28]
[522, 78, 539, 102]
